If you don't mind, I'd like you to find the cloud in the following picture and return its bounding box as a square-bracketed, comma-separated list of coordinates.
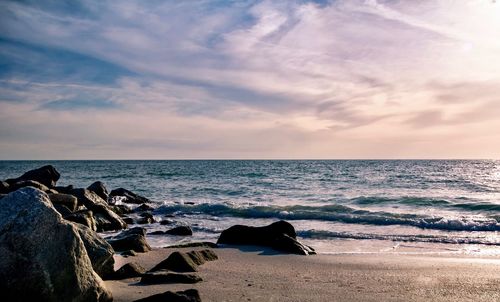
[1, 0, 500, 159]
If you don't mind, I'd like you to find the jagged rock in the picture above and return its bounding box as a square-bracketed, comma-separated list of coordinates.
[0, 181, 9, 194]
[8, 180, 50, 192]
[54, 204, 73, 216]
[140, 272, 202, 284]
[111, 262, 145, 280]
[111, 204, 132, 215]
[133, 289, 201, 302]
[107, 230, 151, 253]
[121, 227, 147, 236]
[5, 165, 60, 188]
[87, 181, 109, 202]
[121, 250, 138, 257]
[54, 184, 74, 194]
[49, 193, 78, 212]
[166, 226, 193, 236]
[65, 210, 97, 231]
[0, 188, 112, 301]
[72, 223, 115, 279]
[217, 220, 314, 255]
[110, 188, 151, 204]
[71, 189, 126, 231]
[149, 249, 218, 273]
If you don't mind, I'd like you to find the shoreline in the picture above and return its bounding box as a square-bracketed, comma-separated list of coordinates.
[107, 246, 500, 302]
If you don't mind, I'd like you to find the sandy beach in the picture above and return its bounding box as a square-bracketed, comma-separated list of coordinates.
[107, 246, 500, 302]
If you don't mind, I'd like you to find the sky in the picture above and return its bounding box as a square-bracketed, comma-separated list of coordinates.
[1, 0, 500, 159]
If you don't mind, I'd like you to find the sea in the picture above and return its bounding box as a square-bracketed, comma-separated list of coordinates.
[1, 160, 500, 255]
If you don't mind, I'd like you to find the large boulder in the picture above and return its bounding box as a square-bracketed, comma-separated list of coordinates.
[71, 188, 126, 231]
[5, 165, 60, 188]
[109, 188, 151, 204]
[73, 223, 115, 279]
[217, 220, 314, 255]
[0, 188, 112, 301]
[87, 181, 109, 202]
[166, 226, 193, 236]
[107, 229, 151, 253]
[8, 180, 50, 193]
[65, 210, 98, 231]
[49, 193, 78, 212]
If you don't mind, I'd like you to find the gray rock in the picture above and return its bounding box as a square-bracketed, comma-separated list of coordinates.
[5, 165, 60, 188]
[0, 188, 112, 302]
[107, 231, 151, 253]
[87, 181, 109, 202]
[134, 203, 154, 212]
[111, 262, 146, 280]
[65, 210, 98, 231]
[73, 223, 115, 279]
[8, 180, 50, 192]
[272, 234, 316, 255]
[54, 185, 74, 194]
[165, 226, 193, 236]
[149, 249, 218, 273]
[54, 204, 73, 217]
[49, 193, 78, 212]
[140, 272, 202, 284]
[133, 289, 201, 302]
[109, 188, 151, 204]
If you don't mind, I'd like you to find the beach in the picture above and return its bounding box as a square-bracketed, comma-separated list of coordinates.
[107, 246, 500, 302]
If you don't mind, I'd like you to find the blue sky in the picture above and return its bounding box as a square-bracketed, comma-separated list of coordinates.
[1, 0, 500, 159]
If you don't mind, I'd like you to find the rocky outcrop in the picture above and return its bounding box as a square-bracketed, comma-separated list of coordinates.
[107, 228, 151, 253]
[149, 249, 218, 273]
[134, 289, 201, 302]
[112, 262, 146, 280]
[0, 188, 112, 301]
[140, 272, 202, 284]
[65, 210, 98, 231]
[8, 180, 50, 192]
[49, 193, 78, 212]
[109, 188, 151, 204]
[87, 181, 109, 202]
[217, 220, 315, 255]
[73, 223, 115, 279]
[5, 165, 60, 188]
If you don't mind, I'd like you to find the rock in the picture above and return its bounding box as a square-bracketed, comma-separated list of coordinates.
[73, 223, 115, 279]
[54, 184, 74, 194]
[0, 181, 9, 194]
[123, 217, 134, 224]
[111, 262, 145, 280]
[134, 203, 154, 212]
[133, 289, 201, 302]
[136, 217, 155, 224]
[160, 219, 174, 225]
[71, 189, 126, 231]
[121, 227, 147, 236]
[217, 220, 313, 255]
[5, 165, 60, 188]
[8, 180, 50, 193]
[49, 193, 78, 212]
[121, 250, 138, 257]
[165, 226, 193, 236]
[165, 242, 218, 249]
[54, 204, 73, 217]
[140, 272, 202, 284]
[107, 231, 151, 253]
[0, 188, 112, 301]
[110, 188, 151, 204]
[87, 181, 109, 202]
[149, 249, 217, 273]
[65, 210, 98, 231]
[111, 204, 132, 215]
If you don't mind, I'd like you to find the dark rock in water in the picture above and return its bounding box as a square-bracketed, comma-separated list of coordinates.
[120, 227, 147, 236]
[54, 184, 74, 194]
[5, 165, 60, 188]
[9, 180, 50, 192]
[48, 193, 78, 212]
[136, 217, 155, 224]
[65, 209, 97, 231]
[107, 230, 151, 253]
[160, 219, 174, 225]
[121, 250, 138, 257]
[149, 249, 217, 273]
[0, 181, 9, 194]
[140, 212, 154, 219]
[140, 272, 202, 284]
[123, 217, 134, 224]
[112, 262, 145, 280]
[111, 204, 132, 215]
[110, 187, 151, 204]
[87, 181, 109, 202]
[133, 289, 201, 302]
[272, 234, 316, 255]
[217, 220, 314, 255]
[54, 204, 73, 217]
[0, 188, 112, 301]
[73, 223, 115, 279]
[165, 242, 218, 249]
[165, 226, 193, 236]
[149, 230, 166, 235]
[134, 203, 154, 212]
[71, 188, 127, 231]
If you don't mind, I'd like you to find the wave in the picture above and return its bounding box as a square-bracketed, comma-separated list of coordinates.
[156, 203, 500, 232]
[297, 230, 500, 246]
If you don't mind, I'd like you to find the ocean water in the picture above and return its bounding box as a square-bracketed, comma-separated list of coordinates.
[1, 160, 500, 255]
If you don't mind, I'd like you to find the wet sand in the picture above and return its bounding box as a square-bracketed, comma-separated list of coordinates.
[106, 246, 500, 302]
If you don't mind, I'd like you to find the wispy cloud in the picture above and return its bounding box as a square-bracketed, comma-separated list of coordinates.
[1, 0, 500, 159]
